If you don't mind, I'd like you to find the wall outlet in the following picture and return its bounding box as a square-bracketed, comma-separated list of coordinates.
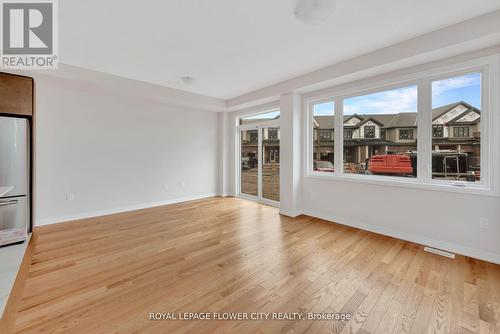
[66, 192, 75, 201]
[180, 181, 186, 188]
[163, 183, 169, 190]
[479, 217, 489, 230]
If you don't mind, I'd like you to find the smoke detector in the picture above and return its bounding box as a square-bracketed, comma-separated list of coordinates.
[294, 0, 336, 25]
[181, 76, 196, 85]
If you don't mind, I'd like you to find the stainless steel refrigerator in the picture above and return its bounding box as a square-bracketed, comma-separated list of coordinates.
[0, 116, 29, 247]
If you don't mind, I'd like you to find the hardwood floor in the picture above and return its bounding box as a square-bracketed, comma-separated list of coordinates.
[12, 197, 500, 333]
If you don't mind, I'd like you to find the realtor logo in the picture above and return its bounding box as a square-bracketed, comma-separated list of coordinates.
[1, 0, 58, 68]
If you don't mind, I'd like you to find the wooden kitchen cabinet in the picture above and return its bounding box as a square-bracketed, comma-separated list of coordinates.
[0, 73, 34, 116]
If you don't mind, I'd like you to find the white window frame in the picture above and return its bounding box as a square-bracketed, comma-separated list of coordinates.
[304, 55, 499, 196]
[236, 107, 281, 207]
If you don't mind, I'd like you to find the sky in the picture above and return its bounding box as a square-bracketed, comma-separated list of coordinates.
[243, 110, 280, 120]
[313, 72, 481, 116]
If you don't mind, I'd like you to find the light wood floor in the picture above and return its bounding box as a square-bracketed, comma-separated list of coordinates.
[13, 197, 500, 334]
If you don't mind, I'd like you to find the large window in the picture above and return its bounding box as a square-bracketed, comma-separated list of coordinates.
[319, 130, 333, 140]
[239, 110, 281, 203]
[312, 101, 335, 173]
[343, 85, 417, 178]
[433, 125, 444, 137]
[453, 127, 470, 138]
[268, 128, 278, 140]
[306, 59, 494, 193]
[399, 129, 414, 140]
[431, 72, 481, 182]
[344, 129, 353, 140]
[364, 126, 376, 138]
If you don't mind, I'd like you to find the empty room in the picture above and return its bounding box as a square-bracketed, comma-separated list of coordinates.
[1, 0, 500, 333]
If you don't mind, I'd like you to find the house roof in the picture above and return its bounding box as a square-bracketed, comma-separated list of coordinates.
[432, 101, 464, 120]
[313, 101, 479, 129]
[241, 101, 480, 129]
[431, 101, 480, 121]
[382, 112, 417, 128]
[314, 113, 418, 129]
[314, 116, 335, 129]
[356, 116, 386, 128]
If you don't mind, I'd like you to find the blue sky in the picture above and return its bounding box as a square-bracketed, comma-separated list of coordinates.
[313, 72, 481, 116]
[432, 72, 481, 109]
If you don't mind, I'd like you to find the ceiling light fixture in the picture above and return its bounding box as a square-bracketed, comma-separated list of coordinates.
[294, 0, 336, 25]
[181, 76, 196, 85]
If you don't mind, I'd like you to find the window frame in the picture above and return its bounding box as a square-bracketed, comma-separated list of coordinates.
[453, 126, 470, 138]
[235, 104, 281, 207]
[399, 128, 414, 140]
[304, 55, 499, 196]
[268, 128, 279, 140]
[319, 129, 333, 140]
[344, 129, 353, 140]
[364, 125, 376, 139]
[432, 124, 444, 138]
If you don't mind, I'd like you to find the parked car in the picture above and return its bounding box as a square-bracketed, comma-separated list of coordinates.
[241, 157, 250, 170]
[314, 160, 335, 173]
[241, 156, 258, 170]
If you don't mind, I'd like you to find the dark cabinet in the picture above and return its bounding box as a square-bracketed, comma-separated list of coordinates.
[0, 73, 34, 116]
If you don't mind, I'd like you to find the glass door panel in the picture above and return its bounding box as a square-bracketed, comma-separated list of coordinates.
[261, 127, 280, 202]
[240, 129, 258, 197]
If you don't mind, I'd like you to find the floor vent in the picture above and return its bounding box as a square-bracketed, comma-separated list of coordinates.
[424, 247, 455, 259]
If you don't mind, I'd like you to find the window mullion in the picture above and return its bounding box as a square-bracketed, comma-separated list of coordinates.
[417, 79, 432, 182]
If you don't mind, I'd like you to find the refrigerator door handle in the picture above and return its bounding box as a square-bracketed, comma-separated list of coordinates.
[0, 199, 19, 206]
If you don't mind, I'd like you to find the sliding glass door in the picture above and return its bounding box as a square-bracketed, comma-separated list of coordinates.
[261, 127, 280, 202]
[239, 124, 280, 205]
[240, 129, 259, 197]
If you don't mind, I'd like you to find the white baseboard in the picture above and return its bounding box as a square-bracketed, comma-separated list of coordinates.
[36, 193, 218, 226]
[301, 209, 500, 265]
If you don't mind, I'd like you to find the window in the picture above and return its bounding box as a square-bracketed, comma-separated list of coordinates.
[239, 110, 279, 125]
[249, 132, 258, 143]
[433, 125, 444, 137]
[343, 85, 417, 178]
[238, 111, 280, 202]
[268, 128, 278, 140]
[344, 129, 353, 140]
[307, 60, 494, 193]
[399, 129, 414, 140]
[453, 127, 470, 138]
[312, 101, 335, 173]
[432, 72, 481, 183]
[319, 130, 332, 140]
[364, 126, 375, 138]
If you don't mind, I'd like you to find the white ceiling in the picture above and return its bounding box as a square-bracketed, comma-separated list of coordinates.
[60, 0, 500, 100]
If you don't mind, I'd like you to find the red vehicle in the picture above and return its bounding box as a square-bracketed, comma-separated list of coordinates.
[314, 160, 335, 173]
[368, 154, 413, 176]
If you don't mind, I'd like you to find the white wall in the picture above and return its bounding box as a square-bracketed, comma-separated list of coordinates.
[34, 75, 219, 225]
[297, 53, 500, 263]
[223, 49, 500, 264]
[301, 179, 500, 263]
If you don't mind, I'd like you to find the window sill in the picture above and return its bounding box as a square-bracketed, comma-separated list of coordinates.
[304, 172, 498, 197]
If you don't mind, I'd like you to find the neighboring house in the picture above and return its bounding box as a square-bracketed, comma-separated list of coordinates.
[313, 101, 481, 169]
[240, 115, 280, 165]
[239, 101, 480, 170]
